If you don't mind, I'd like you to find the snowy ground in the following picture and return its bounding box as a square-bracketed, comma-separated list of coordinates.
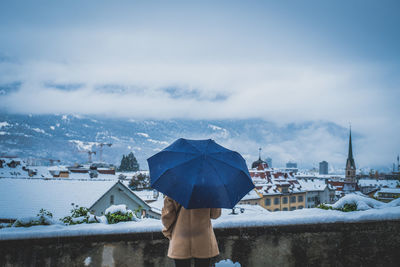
[1, 194, 399, 241]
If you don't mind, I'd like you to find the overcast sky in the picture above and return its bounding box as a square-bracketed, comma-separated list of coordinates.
[0, 0, 399, 169]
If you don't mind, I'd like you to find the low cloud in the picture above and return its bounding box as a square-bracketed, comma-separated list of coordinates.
[0, 0, 398, 169]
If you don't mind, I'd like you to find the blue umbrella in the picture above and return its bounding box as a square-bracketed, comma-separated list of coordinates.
[147, 138, 254, 209]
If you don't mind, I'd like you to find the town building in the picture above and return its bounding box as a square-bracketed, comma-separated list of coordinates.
[0, 157, 118, 180]
[89, 181, 160, 219]
[296, 178, 336, 207]
[248, 158, 306, 211]
[48, 166, 70, 178]
[286, 162, 297, 168]
[319, 161, 328, 175]
[238, 188, 263, 206]
[343, 127, 358, 194]
[373, 188, 400, 202]
[285, 162, 298, 174]
[358, 179, 400, 195]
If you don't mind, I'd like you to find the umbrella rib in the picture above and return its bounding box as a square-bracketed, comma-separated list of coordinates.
[185, 154, 212, 208]
[182, 139, 202, 153]
[150, 151, 201, 177]
[151, 155, 202, 188]
[153, 150, 198, 156]
[205, 158, 235, 208]
[207, 153, 248, 173]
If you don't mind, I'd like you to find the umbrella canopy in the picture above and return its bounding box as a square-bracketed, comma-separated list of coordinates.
[147, 138, 254, 209]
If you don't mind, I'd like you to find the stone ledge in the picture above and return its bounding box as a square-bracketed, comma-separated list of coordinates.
[1, 219, 398, 244]
[1, 220, 400, 267]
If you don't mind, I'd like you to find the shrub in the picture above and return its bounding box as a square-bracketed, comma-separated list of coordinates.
[317, 203, 357, 212]
[128, 173, 150, 189]
[105, 204, 135, 224]
[317, 203, 333, 210]
[13, 209, 55, 227]
[0, 223, 11, 229]
[61, 203, 99, 225]
[341, 203, 357, 212]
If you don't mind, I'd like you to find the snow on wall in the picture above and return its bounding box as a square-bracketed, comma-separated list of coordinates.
[1, 200, 400, 241]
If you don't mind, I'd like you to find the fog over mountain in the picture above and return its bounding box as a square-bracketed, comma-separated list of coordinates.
[0, 113, 393, 172]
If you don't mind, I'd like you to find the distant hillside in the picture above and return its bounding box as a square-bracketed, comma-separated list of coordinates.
[0, 113, 350, 170]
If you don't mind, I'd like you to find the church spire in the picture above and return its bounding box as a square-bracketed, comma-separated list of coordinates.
[345, 125, 356, 180]
[347, 126, 354, 164]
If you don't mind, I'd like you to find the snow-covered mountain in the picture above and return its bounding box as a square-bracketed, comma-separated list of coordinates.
[0, 113, 351, 169]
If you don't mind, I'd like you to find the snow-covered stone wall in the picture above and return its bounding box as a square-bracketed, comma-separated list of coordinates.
[1, 220, 399, 267]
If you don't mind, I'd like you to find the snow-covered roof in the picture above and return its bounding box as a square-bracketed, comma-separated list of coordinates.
[377, 188, 400, 194]
[297, 178, 333, 192]
[250, 166, 306, 196]
[0, 178, 117, 220]
[48, 165, 68, 171]
[131, 190, 157, 201]
[146, 194, 165, 213]
[241, 189, 262, 200]
[0, 158, 119, 180]
[358, 179, 400, 188]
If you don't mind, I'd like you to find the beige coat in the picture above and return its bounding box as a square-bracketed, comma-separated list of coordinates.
[161, 196, 221, 259]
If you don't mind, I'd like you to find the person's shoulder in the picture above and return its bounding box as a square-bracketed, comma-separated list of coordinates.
[164, 196, 181, 207]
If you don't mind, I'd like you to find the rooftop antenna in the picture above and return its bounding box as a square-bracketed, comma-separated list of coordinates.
[258, 147, 262, 160]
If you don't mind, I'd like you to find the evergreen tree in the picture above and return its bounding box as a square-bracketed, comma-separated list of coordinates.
[128, 173, 150, 189]
[118, 152, 139, 172]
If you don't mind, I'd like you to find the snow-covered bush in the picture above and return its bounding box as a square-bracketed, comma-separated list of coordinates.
[332, 194, 385, 211]
[61, 203, 99, 225]
[318, 194, 385, 212]
[317, 203, 357, 212]
[386, 198, 400, 207]
[0, 223, 10, 229]
[105, 204, 136, 224]
[13, 209, 56, 227]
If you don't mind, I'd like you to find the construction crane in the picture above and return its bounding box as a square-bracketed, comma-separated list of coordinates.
[97, 143, 112, 162]
[78, 150, 96, 163]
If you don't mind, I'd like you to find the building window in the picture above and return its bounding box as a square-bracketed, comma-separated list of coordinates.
[265, 198, 271, 206]
[290, 207, 296, 211]
[298, 206, 304, 209]
[290, 196, 296, 203]
[283, 207, 288, 211]
[274, 197, 280, 205]
[298, 196, 304, 202]
[283, 197, 288, 204]
[110, 195, 114, 205]
[274, 208, 280, 212]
